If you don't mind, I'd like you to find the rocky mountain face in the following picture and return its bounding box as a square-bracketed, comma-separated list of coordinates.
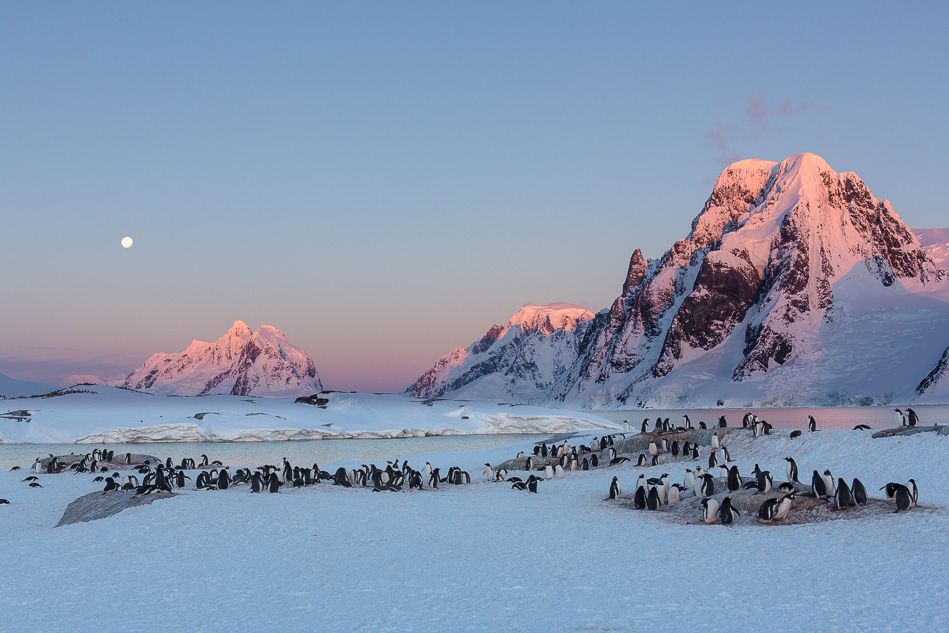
[407, 304, 594, 401]
[412, 153, 949, 407]
[121, 321, 322, 397]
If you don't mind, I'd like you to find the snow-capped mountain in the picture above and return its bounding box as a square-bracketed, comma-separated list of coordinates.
[413, 154, 949, 408]
[408, 303, 594, 401]
[0, 372, 59, 398]
[121, 321, 322, 397]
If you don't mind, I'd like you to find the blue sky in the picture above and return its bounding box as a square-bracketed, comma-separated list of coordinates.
[1, 2, 947, 392]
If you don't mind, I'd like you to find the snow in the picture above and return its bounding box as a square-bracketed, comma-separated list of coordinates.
[1, 412, 947, 631]
[0, 385, 620, 444]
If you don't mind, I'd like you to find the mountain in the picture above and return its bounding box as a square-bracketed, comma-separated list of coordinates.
[408, 303, 594, 401]
[121, 321, 322, 397]
[0, 372, 59, 398]
[413, 153, 949, 408]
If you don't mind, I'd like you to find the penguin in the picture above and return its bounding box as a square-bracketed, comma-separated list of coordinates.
[691, 446, 699, 459]
[527, 474, 539, 493]
[581, 458, 590, 471]
[757, 498, 779, 523]
[0, 499, 9, 504]
[608, 476, 621, 500]
[894, 485, 915, 512]
[727, 465, 741, 491]
[103, 476, 119, 492]
[834, 478, 853, 509]
[894, 408, 906, 427]
[853, 424, 872, 431]
[755, 471, 773, 494]
[217, 469, 230, 490]
[708, 452, 717, 469]
[554, 464, 564, 478]
[641, 419, 649, 434]
[722, 446, 732, 463]
[483, 464, 495, 481]
[29, 482, 43, 488]
[777, 482, 795, 493]
[333, 467, 351, 488]
[789, 430, 802, 438]
[851, 478, 867, 505]
[429, 468, 440, 490]
[700, 474, 715, 497]
[698, 421, 707, 429]
[701, 498, 719, 524]
[907, 479, 919, 504]
[250, 472, 262, 493]
[683, 414, 692, 430]
[633, 486, 647, 510]
[543, 465, 554, 480]
[811, 471, 827, 498]
[525, 457, 534, 471]
[880, 482, 900, 500]
[637, 453, 648, 467]
[683, 469, 695, 490]
[648, 442, 658, 457]
[199, 454, 209, 467]
[808, 415, 817, 432]
[711, 433, 720, 450]
[267, 472, 281, 493]
[682, 441, 691, 455]
[822, 470, 836, 499]
[717, 465, 729, 479]
[590, 438, 600, 452]
[784, 457, 799, 483]
[718, 496, 740, 525]
[649, 455, 658, 466]
[646, 486, 660, 510]
[671, 441, 679, 457]
[604, 447, 616, 462]
[774, 494, 794, 520]
[636, 473, 647, 493]
[590, 454, 599, 468]
[668, 484, 681, 505]
[906, 408, 919, 427]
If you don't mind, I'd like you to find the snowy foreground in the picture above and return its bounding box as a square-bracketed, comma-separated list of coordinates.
[0, 385, 619, 443]
[2, 423, 947, 632]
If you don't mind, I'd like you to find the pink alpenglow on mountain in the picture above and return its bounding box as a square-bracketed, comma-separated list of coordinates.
[122, 321, 322, 397]
[408, 303, 594, 401]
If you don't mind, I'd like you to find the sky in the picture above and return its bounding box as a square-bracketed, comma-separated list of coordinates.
[1, 2, 947, 393]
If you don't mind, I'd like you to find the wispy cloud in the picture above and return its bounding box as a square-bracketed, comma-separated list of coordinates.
[705, 95, 826, 164]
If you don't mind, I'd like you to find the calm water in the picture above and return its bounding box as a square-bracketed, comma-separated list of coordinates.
[0, 434, 548, 471]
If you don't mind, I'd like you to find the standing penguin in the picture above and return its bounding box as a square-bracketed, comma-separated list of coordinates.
[718, 496, 740, 525]
[267, 472, 281, 493]
[249, 472, 262, 493]
[701, 498, 720, 524]
[808, 415, 817, 432]
[646, 487, 660, 510]
[711, 433, 720, 450]
[634, 486, 647, 510]
[671, 441, 679, 457]
[784, 457, 799, 483]
[755, 471, 773, 494]
[483, 464, 495, 481]
[683, 469, 695, 490]
[811, 471, 827, 498]
[527, 475, 539, 494]
[894, 485, 915, 512]
[727, 465, 741, 492]
[907, 479, 919, 504]
[700, 474, 715, 497]
[834, 478, 853, 509]
[906, 408, 919, 427]
[544, 465, 554, 480]
[851, 478, 868, 505]
[894, 408, 906, 427]
[822, 470, 836, 499]
[608, 476, 621, 500]
[774, 494, 794, 520]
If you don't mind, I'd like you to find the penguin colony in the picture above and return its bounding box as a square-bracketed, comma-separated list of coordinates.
[3, 413, 923, 522]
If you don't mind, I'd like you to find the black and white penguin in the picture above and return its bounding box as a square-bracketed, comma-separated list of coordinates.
[671, 441, 679, 457]
[807, 415, 817, 432]
[757, 498, 779, 523]
[683, 469, 695, 490]
[217, 468, 230, 490]
[646, 487, 660, 510]
[880, 482, 900, 500]
[633, 486, 647, 510]
[894, 408, 906, 426]
[774, 494, 794, 520]
[907, 479, 919, 504]
[527, 475, 539, 494]
[811, 470, 827, 498]
[698, 421, 707, 429]
[199, 454, 209, 468]
[333, 467, 351, 488]
[637, 453, 648, 467]
[718, 496, 740, 525]
[851, 478, 867, 505]
[267, 472, 281, 493]
[554, 464, 564, 478]
[784, 457, 799, 483]
[28, 482, 42, 488]
[0, 498, 10, 504]
[755, 471, 773, 494]
[250, 472, 262, 493]
[822, 470, 836, 499]
[103, 476, 119, 492]
[647, 442, 657, 457]
[834, 478, 853, 509]
[700, 474, 715, 497]
[608, 476, 621, 500]
[718, 415, 727, 428]
[701, 497, 719, 524]
[125, 452, 132, 465]
[708, 452, 717, 469]
[894, 485, 915, 512]
[777, 482, 795, 493]
[483, 464, 495, 481]
[789, 430, 802, 438]
[429, 468, 440, 490]
[853, 424, 872, 431]
[727, 465, 741, 492]
[641, 419, 649, 434]
[649, 455, 659, 467]
[176, 470, 190, 488]
[668, 484, 681, 505]
[590, 454, 599, 468]
[906, 408, 919, 427]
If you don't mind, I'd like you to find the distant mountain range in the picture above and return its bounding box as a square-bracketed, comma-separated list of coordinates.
[0, 372, 59, 398]
[120, 321, 322, 397]
[409, 153, 949, 408]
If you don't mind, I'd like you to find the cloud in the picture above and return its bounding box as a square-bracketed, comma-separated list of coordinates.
[704, 96, 826, 164]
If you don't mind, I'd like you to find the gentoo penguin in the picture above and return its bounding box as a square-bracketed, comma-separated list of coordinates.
[851, 478, 868, 505]
[590, 454, 599, 468]
[646, 487, 660, 510]
[853, 424, 872, 431]
[708, 452, 717, 469]
[757, 498, 779, 523]
[822, 470, 836, 499]
[483, 463, 494, 480]
[199, 454, 209, 467]
[591, 437, 600, 452]
[718, 496, 740, 525]
[0, 499, 9, 504]
[623, 421, 630, 432]
[700, 474, 715, 497]
[722, 446, 732, 463]
[554, 464, 564, 478]
[789, 430, 802, 438]
[641, 419, 649, 434]
[880, 482, 900, 500]
[784, 457, 799, 483]
[711, 433, 720, 450]
[650, 455, 659, 466]
[701, 498, 720, 524]
[125, 452, 132, 465]
[648, 442, 658, 457]
[333, 467, 351, 488]
[103, 476, 119, 492]
[250, 472, 262, 493]
[608, 476, 621, 500]
[807, 415, 817, 432]
[894, 408, 906, 426]
[718, 416, 727, 428]
[604, 446, 616, 462]
[717, 465, 729, 479]
[217, 468, 230, 490]
[581, 458, 590, 471]
[636, 473, 648, 494]
[175, 470, 190, 488]
[668, 484, 681, 505]
[907, 408, 919, 427]
[907, 479, 919, 504]
[777, 482, 795, 493]
[429, 468, 440, 489]
[682, 414, 692, 429]
[894, 485, 915, 512]
[525, 457, 534, 471]
[637, 453, 648, 467]
[683, 469, 695, 490]
[691, 446, 699, 459]
[727, 465, 741, 492]
[634, 486, 647, 510]
[774, 494, 794, 520]
[755, 471, 773, 494]
[834, 478, 853, 509]
[671, 441, 679, 457]
[527, 475, 539, 494]
[29, 482, 42, 488]
[811, 471, 827, 498]
[267, 472, 281, 493]
[699, 421, 707, 429]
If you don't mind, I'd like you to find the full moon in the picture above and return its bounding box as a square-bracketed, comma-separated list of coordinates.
[121, 236, 133, 249]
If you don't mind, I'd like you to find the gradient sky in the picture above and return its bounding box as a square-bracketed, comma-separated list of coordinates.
[2, 2, 947, 392]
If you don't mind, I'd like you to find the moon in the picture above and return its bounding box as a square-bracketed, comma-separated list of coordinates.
[121, 236, 133, 249]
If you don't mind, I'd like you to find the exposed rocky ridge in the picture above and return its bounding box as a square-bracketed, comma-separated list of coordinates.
[121, 321, 322, 397]
[408, 304, 594, 401]
[411, 153, 949, 407]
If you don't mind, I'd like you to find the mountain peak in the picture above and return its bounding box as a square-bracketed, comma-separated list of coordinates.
[505, 303, 593, 333]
